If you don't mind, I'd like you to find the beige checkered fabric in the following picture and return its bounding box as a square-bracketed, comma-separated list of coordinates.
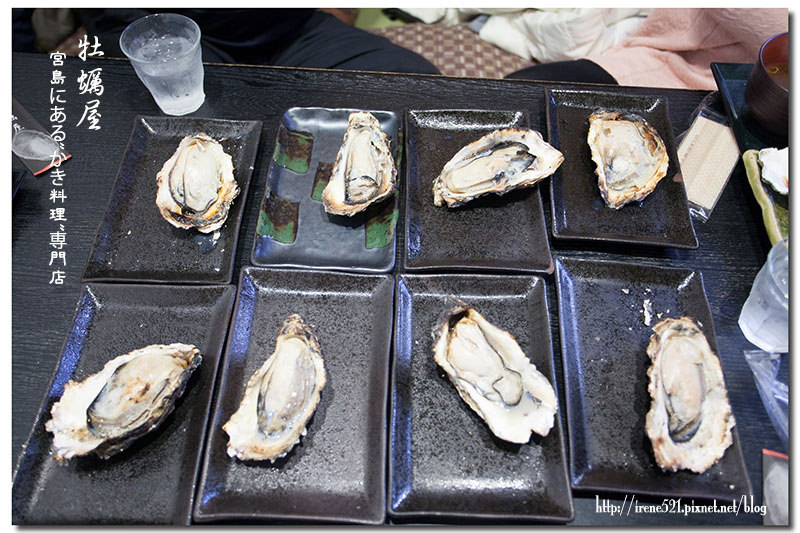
[371, 23, 535, 78]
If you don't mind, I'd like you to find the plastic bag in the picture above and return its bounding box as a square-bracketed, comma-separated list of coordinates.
[743, 350, 788, 450]
[675, 92, 740, 222]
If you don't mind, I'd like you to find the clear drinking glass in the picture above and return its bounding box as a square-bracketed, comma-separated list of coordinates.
[738, 238, 789, 352]
[119, 13, 205, 116]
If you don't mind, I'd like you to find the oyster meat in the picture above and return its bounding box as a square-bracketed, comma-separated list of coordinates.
[588, 110, 669, 209]
[645, 317, 735, 473]
[322, 111, 397, 216]
[156, 133, 239, 233]
[433, 301, 558, 442]
[45, 343, 201, 461]
[433, 128, 564, 207]
[224, 314, 326, 461]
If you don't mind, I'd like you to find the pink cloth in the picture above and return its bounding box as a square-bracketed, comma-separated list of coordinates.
[587, 8, 788, 89]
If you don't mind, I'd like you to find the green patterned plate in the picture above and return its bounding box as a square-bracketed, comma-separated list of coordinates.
[252, 108, 399, 273]
[742, 149, 788, 245]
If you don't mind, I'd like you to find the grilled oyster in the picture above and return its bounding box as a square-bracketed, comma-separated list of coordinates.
[758, 147, 788, 195]
[322, 111, 397, 216]
[156, 133, 239, 233]
[588, 110, 669, 209]
[433, 128, 563, 207]
[433, 301, 558, 442]
[224, 314, 326, 462]
[45, 343, 201, 461]
[645, 317, 735, 473]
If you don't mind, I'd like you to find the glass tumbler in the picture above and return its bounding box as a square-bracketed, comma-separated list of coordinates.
[738, 238, 789, 353]
[119, 13, 205, 116]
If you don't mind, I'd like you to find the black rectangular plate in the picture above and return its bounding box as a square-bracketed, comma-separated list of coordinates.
[554, 257, 752, 500]
[83, 116, 262, 284]
[390, 274, 573, 523]
[251, 107, 399, 273]
[404, 110, 553, 273]
[13, 168, 28, 197]
[194, 267, 394, 524]
[12, 283, 236, 524]
[546, 89, 698, 249]
[711, 62, 788, 152]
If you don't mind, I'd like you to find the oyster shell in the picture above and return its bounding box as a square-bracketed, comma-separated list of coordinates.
[432, 300, 558, 442]
[156, 133, 239, 233]
[224, 314, 326, 462]
[322, 111, 397, 216]
[645, 317, 735, 473]
[588, 110, 669, 209]
[758, 147, 788, 195]
[433, 128, 564, 207]
[45, 343, 201, 461]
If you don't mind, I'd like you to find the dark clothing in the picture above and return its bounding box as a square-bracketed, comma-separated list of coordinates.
[12, 8, 36, 52]
[79, 8, 313, 64]
[272, 11, 440, 74]
[505, 59, 618, 85]
[78, 8, 441, 75]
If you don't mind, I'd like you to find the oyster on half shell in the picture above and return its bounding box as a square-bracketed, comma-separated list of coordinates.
[322, 111, 397, 216]
[156, 133, 239, 233]
[433, 300, 558, 442]
[588, 110, 669, 209]
[45, 343, 201, 461]
[223, 314, 326, 462]
[433, 128, 563, 207]
[645, 317, 735, 473]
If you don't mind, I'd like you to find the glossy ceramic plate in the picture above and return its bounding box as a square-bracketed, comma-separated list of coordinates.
[390, 274, 573, 523]
[711, 62, 788, 153]
[403, 109, 553, 273]
[194, 267, 394, 524]
[13, 168, 27, 197]
[554, 257, 752, 499]
[741, 149, 788, 245]
[712, 63, 788, 245]
[83, 116, 262, 284]
[546, 89, 697, 249]
[12, 283, 236, 524]
[251, 107, 399, 273]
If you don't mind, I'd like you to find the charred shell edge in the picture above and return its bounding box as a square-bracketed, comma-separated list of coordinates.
[433, 128, 564, 208]
[93, 352, 201, 459]
[431, 299, 558, 442]
[588, 109, 669, 209]
[48, 344, 202, 461]
[644, 316, 735, 473]
[322, 112, 397, 216]
[223, 314, 326, 462]
[155, 133, 240, 233]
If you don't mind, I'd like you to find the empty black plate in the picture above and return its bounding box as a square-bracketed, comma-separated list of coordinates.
[390, 274, 573, 523]
[194, 267, 394, 524]
[83, 116, 262, 284]
[12, 283, 236, 524]
[404, 110, 553, 273]
[554, 257, 752, 500]
[546, 89, 697, 249]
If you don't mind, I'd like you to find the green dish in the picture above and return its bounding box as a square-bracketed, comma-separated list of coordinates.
[742, 149, 788, 245]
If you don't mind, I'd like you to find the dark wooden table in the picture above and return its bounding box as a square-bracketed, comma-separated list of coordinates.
[12, 52, 781, 525]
